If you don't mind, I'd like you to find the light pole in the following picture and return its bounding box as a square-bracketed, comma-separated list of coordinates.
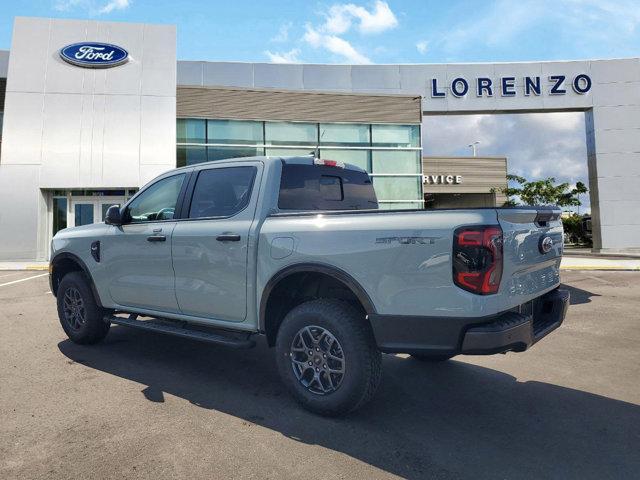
[468, 141, 480, 157]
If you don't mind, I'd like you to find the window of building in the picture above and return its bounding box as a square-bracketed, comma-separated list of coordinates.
[52, 197, 67, 236]
[319, 123, 370, 146]
[126, 174, 185, 223]
[265, 147, 314, 157]
[207, 120, 263, 145]
[372, 176, 422, 201]
[69, 189, 127, 197]
[177, 146, 207, 167]
[371, 124, 420, 147]
[177, 118, 422, 209]
[371, 150, 421, 174]
[265, 122, 317, 145]
[177, 119, 206, 143]
[208, 146, 263, 161]
[189, 166, 257, 218]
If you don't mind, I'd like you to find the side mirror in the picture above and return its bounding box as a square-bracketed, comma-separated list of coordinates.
[105, 205, 123, 226]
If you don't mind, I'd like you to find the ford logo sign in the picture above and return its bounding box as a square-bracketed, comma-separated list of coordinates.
[60, 42, 128, 68]
[539, 236, 554, 254]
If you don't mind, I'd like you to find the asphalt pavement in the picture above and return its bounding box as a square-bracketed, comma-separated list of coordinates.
[1, 270, 638, 479]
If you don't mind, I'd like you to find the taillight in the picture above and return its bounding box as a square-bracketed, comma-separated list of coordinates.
[453, 225, 503, 295]
[314, 158, 345, 168]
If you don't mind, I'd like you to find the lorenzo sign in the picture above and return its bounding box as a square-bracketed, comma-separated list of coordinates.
[60, 42, 129, 68]
[430, 74, 592, 98]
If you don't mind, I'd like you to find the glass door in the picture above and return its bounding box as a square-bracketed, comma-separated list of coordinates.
[74, 203, 95, 227]
[68, 197, 128, 228]
[48, 190, 133, 259]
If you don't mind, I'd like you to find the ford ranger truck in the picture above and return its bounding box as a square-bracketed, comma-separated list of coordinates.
[50, 156, 569, 416]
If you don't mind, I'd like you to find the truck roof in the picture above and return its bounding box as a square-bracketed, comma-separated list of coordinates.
[171, 155, 368, 174]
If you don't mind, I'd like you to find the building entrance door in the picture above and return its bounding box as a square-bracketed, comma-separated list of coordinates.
[68, 196, 128, 228]
[49, 190, 136, 259]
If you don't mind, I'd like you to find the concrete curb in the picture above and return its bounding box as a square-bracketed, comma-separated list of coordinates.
[560, 266, 640, 271]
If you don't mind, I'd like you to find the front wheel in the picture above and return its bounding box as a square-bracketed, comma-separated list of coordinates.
[57, 271, 110, 344]
[275, 299, 382, 416]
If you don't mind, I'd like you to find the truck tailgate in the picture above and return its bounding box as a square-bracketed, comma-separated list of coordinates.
[497, 207, 563, 310]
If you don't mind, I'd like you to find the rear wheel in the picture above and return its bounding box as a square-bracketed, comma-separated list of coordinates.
[275, 299, 382, 416]
[57, 271, 110, 344]
[410, 354, 455, 362]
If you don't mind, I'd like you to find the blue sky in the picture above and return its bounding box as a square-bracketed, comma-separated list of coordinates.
[0, 0, 638, 63]
[2, 1, 638, 212]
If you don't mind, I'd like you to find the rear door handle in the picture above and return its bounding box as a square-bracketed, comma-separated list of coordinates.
[216, 234, 241, 242]
[147, 235, 166, 242]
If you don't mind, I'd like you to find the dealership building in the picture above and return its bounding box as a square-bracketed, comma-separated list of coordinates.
[0, 16, 639, 260]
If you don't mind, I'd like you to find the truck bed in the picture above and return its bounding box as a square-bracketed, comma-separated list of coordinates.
[258, 206, 562, 318]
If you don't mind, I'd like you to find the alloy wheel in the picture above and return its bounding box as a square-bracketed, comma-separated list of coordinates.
[62, 287, 86, 331]
[289, 325, 345, 395]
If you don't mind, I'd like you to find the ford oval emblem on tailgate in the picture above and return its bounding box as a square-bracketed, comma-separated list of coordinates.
[539, 236, 554, 254]
[60, 42, 129, 68]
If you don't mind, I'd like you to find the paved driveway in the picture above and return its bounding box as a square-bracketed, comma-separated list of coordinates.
[1, 271, 638, 479]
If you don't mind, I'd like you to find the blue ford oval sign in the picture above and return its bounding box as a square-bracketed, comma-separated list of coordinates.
[60, 42, 129, 68]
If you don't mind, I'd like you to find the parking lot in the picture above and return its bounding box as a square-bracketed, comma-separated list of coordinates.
[1, 270, 638, 480]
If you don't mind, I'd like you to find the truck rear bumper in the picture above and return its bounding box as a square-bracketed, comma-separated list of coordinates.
[369, 287, 570, 356]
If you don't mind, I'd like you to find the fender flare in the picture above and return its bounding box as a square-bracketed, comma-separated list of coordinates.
[50, 252, 104, 308]
[259, 262, 377, 332]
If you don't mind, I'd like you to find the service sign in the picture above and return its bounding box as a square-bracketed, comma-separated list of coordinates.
[60, 42, 129, 68]
[423, 174, 463, 185]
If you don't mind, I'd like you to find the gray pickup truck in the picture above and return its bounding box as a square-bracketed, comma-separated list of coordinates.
[50, 156, 569, 415]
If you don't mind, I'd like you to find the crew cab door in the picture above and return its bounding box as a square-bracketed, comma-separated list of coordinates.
[172, 162, 261, 322]
[102, 173, 189, 313]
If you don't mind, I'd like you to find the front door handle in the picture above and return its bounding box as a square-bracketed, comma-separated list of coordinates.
[216, 233, 241, 242]
[147, 235, 167, 242]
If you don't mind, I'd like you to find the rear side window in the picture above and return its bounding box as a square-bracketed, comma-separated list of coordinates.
[188, 166, 257, 218]
[278, 164, 378, 210]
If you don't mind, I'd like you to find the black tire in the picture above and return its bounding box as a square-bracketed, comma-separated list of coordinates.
[275, 299, 382, 416]
[57, 271, 110, 344]
[410, 354, 455, 362]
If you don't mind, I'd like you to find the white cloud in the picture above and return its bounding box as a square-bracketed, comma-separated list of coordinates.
[416, 40, 428, 55]
[54, 0, 130, 15]
[99, 0, 129, 14]
[271, 22, 292, 43]
[264, 48, 301, 63]
[265, 2, 395, 65]
[303, 25, 372, 64]
[323, 1, 398, 35]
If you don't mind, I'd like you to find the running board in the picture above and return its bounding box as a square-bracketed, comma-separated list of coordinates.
[106, 314, 255, 349]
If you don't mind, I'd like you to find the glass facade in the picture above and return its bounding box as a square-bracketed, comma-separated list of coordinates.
[176, 119, 423, 208]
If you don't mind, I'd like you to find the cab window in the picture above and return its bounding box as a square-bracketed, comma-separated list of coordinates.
[188, 166, 257, 219]
[126, 174, 186, 223]
[278, 164, 378, 210]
